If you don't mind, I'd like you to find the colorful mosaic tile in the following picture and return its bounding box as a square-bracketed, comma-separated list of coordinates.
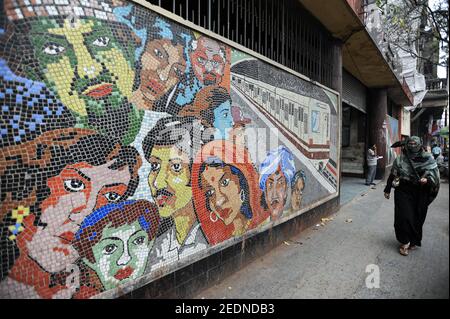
[0, 0, 339, 299]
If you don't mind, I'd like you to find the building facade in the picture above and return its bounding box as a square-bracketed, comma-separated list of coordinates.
[0, 0, 410, 299]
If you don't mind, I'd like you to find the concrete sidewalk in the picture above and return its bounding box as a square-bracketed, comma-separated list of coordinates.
[195, 182, 449, 299]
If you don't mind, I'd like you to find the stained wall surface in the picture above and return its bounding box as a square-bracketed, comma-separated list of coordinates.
[0, 0, 339, 299]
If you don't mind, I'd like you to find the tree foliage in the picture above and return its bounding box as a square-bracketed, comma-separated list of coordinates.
[377, 0, 448, 69]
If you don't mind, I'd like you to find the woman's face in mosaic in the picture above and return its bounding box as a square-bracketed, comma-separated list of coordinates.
[27, 161, 131, 273]
[213, 100, 234, 139]
[201, 165, 243, 226]
[291, 178, 304, 211]
[139, 39, 186, 105]
[83, 220, 153, 290]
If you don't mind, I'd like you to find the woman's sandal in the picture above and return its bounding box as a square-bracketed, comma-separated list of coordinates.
[399, 243, 410, 256]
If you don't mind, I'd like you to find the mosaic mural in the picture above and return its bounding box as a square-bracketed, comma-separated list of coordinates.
[0, 0, 339, 298]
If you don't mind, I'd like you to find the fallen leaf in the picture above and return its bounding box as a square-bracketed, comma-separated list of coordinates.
[228, 287, 232, 290]
[284, 241, 290, 245]
[345, 219, 353, 223]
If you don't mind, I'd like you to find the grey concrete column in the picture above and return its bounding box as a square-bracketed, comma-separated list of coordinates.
[368, 88, 387, 179]
[331, 39, 343, 94]
[331, 38, 343, 201]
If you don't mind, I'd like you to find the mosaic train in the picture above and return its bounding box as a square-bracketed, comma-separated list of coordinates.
[0, 0, 339, 298]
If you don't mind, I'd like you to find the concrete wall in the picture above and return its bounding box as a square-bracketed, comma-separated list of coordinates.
[0, 0, 340, 299]
[401, 108, 411, 136]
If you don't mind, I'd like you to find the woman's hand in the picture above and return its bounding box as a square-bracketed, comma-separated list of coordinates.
[419, 178, 428, 185]
[384, 192, 390, 199]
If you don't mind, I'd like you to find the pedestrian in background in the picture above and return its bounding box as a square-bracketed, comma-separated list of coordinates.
[432, 143, 442, 160]
[366, 144, 378, 186]
[384, 136, 440, 256]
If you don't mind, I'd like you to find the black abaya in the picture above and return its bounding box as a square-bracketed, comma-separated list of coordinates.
[391, 180, 431, 246]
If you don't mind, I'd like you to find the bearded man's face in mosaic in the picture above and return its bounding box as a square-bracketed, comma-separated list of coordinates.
[28, 17, 135, 121]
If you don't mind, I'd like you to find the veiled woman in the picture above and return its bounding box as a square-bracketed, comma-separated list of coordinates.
[384, 136, 440, 256]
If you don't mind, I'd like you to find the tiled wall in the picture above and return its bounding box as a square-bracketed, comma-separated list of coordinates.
[0, 0, 339, 299]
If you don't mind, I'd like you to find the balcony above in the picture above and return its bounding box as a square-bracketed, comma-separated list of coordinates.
[300, 0, 413, 106]
[422, 78, 449, 108]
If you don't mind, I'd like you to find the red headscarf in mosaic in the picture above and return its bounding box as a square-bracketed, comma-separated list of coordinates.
[191, 140, 270, 245]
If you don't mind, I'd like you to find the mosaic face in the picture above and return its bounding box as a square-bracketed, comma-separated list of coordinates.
[83, 220, 153, 290]
[265, 168, 288, 220]
[201, 165, 243, 226]
[135, 39, 186, 109]
[28, 18, 134, 119]
[213, 100, 234, 139]
[291, 178, 304, 211]
[28, 161, 131, 273]
[147, 146, 192, 218]
[191, 37, 226, 86]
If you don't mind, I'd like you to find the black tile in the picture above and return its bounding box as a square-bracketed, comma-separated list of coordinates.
[175, 263, 194, 285]
[207, 251, 222, 269]
[192, 256, 208, 276]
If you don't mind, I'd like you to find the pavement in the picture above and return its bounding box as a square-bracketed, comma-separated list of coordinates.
[340, 177, 382, 206]
[194, 179, 449, 299]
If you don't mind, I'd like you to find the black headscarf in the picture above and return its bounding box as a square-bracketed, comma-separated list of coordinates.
[392, 136, 440, 189]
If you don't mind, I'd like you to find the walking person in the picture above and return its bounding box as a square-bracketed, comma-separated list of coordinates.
[384, 136, 440, 256]
[366, 144, 378, 186]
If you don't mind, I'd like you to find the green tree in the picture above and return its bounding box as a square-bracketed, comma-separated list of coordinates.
[377, 0, 448, 70]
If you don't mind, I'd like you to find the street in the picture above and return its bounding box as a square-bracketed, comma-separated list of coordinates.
[195, 181, 449, 299]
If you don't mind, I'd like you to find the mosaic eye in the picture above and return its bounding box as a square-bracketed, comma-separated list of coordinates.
[150, 162, 161, 172]
[221, 178, 230, 187]
[197, 56, 205, 64]
[222, 112, 229, 118]
[173, 66, 185, 77]
[43, 42, 66, 55]
[171, 163, 182, 173]
[104, 192, 122, 202]
[132, 236, 146, 245]
[206, 189, 215, 197]
[92, 36, 110, 47]
[64, 179, 85, 192]
[103, 244, 117, 255]
[154, 48, 164, 59]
